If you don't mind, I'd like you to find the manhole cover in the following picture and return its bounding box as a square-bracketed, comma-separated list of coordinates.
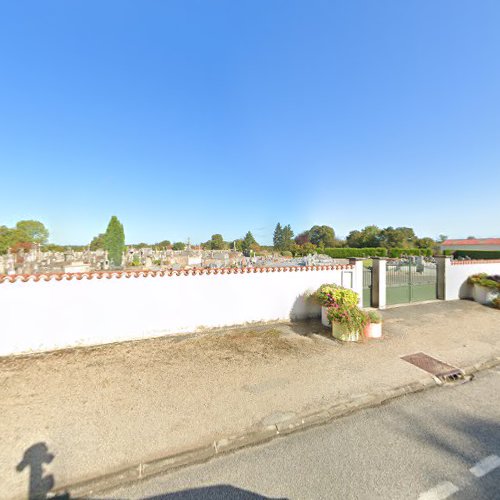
[401, 352, 464, 382]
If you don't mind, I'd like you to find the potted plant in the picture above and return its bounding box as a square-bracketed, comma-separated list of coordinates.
[327, 303, 368, 342]
[468, 274, 500, 305]
[364, 311, 383, 339]
[313, 284, 359, 327]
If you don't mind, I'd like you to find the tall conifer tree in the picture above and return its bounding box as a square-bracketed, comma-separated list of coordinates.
[104, 216, 125, 267]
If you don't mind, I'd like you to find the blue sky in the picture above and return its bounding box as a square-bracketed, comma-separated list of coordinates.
[1, 1, 499, 245]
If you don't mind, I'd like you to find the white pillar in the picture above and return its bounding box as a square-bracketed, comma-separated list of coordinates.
[349, 258, 365, 307]
[435, 255, 451, 300]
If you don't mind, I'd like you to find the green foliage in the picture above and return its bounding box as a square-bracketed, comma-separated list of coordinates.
[493, 297, 500, 309]
[468, 273, 500, 290]
[205, 234, 226, 250]
[313, 284, 359, 308]
[280, 250, 292, 257]
[231, 239, 244, 252]
[281, 224, 294, 251]
[319, 247, 388, 258]
[16, 220, 49, 244]
[273, 223, 283, 250]
[89, 233, 106, 251]
[365, 310, 382, 323]
[346, 225, 381, 248]
[104, 216, 125, 267]
[130, 254, 142, 266]
[155, 240, 171, 248]
[379, 226, 416, 248]
[327, 304, 368, 333]
[242, 231, 258, 254]
[415, 237, 436, 249]
[309, 225, 335, 248]
[387, 248, 432, 258]
[454, 250, 500, 260]
[172, 242, 186, 251]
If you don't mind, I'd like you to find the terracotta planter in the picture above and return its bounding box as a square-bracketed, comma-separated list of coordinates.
[331, 322, 361, 342]
[472, 284, 499, 305]
[321, 306, 330, 327]
[364, 322, 382, 339]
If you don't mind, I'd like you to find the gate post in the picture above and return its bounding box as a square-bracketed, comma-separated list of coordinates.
[435, 255, 451, 300]
[349, 258, 365, 307]
[372, 257, 387, 309]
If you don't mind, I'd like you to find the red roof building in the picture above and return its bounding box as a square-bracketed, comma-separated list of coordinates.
[441, 238, 500, 251]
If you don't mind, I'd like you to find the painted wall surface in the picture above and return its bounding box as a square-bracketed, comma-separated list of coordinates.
[0, 267, 357, 356]
[446, 261, 500, 300]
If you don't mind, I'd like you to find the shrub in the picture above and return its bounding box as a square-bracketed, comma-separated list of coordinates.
[280, 251, 293, 257]
[468, 274, 500, 290]
[387, 248, 432, 258]
[319, 247, 388, 258]
[313, 284, 359, 308]
[365, 310, 382, 323]
[327, 303, 368, 333]
[454, 250, 500, 260]
[493, 297, 500, 309]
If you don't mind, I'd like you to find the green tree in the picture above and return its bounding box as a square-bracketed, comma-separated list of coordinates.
[416, 237, 435, 249]
[231, 239, 244, 252]
[155, 240, 171, 248]
[16, 220, 49, 244]
[379, 226, 416, 248]
[206, 234, 225, 250]
[242, 231, 258, 254]
[281, 224, 294, 251]
[346, 225, 381, 248]
[104, 216, 125, 267]
[0, 226, 13, 254]
[89, 233, 106, 251]
[437, 234, 448, 243]
[309, 225, 336, 248]
[172, 242, 186, 251]
[273, 223, 283, 250]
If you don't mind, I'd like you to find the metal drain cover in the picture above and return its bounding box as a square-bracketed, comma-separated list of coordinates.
[401, 352, 464, 381]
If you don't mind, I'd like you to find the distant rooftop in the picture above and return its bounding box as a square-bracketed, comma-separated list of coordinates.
[442, 238, 500, 246]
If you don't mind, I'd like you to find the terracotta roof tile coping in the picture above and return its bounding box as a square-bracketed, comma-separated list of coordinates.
[0, 264, 354, 284]
[451, 259, 500, 265]
[442, 238, 500, 246]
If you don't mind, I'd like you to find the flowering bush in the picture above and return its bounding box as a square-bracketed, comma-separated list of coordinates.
[327, 303, 368, 333]
[313, 284, 359, 308]
[468, 273, 500, 290]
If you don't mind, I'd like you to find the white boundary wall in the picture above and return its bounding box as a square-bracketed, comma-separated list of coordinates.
[0, 266, 360, 356]
[444, 259, 500, 300]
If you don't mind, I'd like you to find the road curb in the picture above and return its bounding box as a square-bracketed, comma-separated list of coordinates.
[53, 356, 500, 498]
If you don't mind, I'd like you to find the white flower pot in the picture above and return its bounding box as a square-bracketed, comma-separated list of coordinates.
[473, 284, 499, 305]
[332, 322, 361, 342]
[364, 322, 382, 339]
[321, 306, 330, 327]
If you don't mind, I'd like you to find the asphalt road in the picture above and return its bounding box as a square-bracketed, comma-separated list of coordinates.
[103, 367, 500, 500]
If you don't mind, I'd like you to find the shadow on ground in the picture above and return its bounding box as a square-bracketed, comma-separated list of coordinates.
[142, 485, 287, 499]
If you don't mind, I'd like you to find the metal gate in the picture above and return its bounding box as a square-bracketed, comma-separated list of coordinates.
[386, 258, 437, 305]
[363, 266, 372, 308]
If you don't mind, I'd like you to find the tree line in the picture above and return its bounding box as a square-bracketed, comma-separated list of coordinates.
[0, 216, 448, 266]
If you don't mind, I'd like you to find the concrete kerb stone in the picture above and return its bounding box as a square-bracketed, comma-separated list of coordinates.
[51, 358, 499, 498]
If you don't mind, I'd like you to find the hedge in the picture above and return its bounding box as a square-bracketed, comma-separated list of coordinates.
[453, 250, 500, 260]
[319, 248, 387, 258]
[319, 247, 433, 258]
[387, 248, 433, 258]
